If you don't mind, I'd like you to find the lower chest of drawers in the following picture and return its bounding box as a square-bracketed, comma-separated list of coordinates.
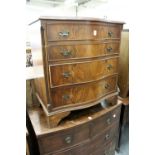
[36, 104, 121, 155]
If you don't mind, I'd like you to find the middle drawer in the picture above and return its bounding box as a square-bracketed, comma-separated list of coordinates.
[49, 57, 118, 87]
[47, 42, 120, 61]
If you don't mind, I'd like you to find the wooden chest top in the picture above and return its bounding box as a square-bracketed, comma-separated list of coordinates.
[28, 102, 121, 137]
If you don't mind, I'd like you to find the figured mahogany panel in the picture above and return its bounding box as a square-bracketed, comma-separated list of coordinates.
[46, 21, 122, 41]
[49, 57, 118, 87]
[47, 23, 102, 41]
[51, 75, 117, 108]
[47, 42, 120, 61]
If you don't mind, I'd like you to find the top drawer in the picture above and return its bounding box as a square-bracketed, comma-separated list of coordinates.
[91, 105, 121, 137]
[38, 123, 89, 154]
[46, 21, 122, 41]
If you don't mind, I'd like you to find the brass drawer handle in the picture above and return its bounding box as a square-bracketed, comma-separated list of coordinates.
[59, 31, 69, 37]
[105, 83, 110, 89]
[107, 64, 113, 70]
[60, 49, 72, 57]
[108, 31, 113, 37]
[107, 47, 113, 52]
[105, 134, 110, 140]
[62, 94, 70, 100]
[65, 136, 72, 144]
[107, 118, 111, 125]
[62, 72, 71, 78]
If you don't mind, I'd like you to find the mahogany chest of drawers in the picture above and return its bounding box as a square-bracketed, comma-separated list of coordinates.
[30, 17, 124, 127]
[28, 101, 122, 155]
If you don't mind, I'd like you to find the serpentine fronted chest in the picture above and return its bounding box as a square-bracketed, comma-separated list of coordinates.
[30, 16, 124, 127]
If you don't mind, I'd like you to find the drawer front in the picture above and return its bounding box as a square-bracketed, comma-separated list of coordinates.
[52, 142, 90, 155]
[39, 124, 89, 154]
[51, 75, 117, 108]
[46, 22, 121, 41]
[49, 58, 118, 87]
[47, 42, 120, 61]
[91, 105, 121, 137]
[91, 141, 115, 155]
[106, 25, 122, 39]
[90, 123, 119, 153]
[105, 42, 120, 55]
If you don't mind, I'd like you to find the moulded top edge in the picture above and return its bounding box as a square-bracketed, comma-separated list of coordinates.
[38, 16, 125, 24]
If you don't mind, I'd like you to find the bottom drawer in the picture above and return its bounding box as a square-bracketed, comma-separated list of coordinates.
[91, 140, 115, 155]
[51, 75, 117, 108]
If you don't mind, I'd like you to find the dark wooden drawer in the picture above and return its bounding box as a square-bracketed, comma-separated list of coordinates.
[38, 124, 90, 154]
[91, 105, 121, 137]
[51, 75, 117, 109]
[52, 142, 90, 155]
[46, 22, 122, 41]
[47, 42, 120, 61]
[52, 140, 115, 155]
[49, 57, 118, 87]
[91, 140, 115, 155]
[49, 133, 116, 155]
[90, 123, 119, 153]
